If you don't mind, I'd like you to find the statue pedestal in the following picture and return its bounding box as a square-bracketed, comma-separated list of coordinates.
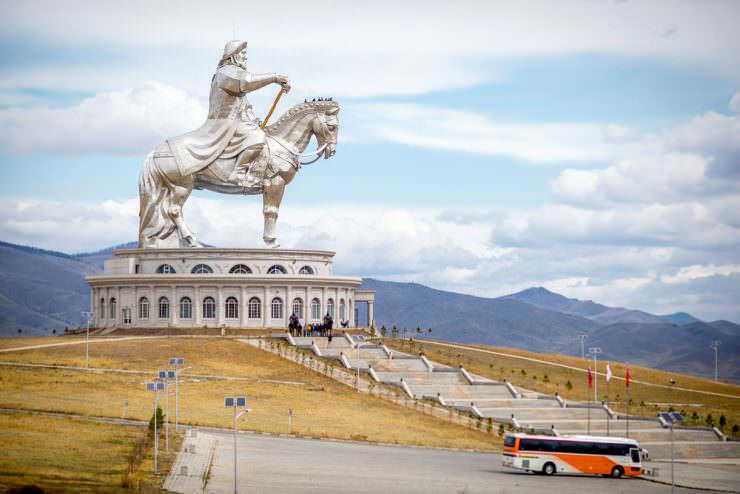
[85, 247, 373, 330]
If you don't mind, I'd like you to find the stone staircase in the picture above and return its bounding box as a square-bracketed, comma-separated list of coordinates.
[271, 333, 739, 460]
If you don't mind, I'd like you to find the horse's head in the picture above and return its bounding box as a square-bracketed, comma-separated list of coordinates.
[312, 101, 340, 159]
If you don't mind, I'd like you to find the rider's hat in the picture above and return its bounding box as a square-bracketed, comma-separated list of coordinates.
[222, 40, 247, 60]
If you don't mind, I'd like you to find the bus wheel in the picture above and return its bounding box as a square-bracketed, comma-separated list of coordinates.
[610, 466, 624, 478]
[543, 463, 556, 476]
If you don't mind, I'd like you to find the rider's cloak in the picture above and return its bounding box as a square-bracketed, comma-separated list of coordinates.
[168, 64, 265, 176]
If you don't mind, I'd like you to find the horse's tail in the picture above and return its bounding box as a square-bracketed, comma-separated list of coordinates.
[138, 152, 176, 248]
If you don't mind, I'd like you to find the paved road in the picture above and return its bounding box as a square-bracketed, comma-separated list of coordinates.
[197, 431, 707, 494]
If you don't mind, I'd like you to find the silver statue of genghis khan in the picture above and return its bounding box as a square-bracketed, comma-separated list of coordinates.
[138, 40, 339, 249]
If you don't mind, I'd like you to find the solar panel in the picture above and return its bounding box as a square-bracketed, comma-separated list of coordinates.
[167, 370, 176, 379]
[225, 397, 234, 407]
[146, 383, 154, 391]
[169, 358, 177, 365]
[177, 358, 185, 365]
[236, 397, 247, 407]
[158, 370, 167, 379]
[670, 412, 685, 422]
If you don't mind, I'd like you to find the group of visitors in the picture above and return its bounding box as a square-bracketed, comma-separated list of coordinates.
[288, 312, 334, 337]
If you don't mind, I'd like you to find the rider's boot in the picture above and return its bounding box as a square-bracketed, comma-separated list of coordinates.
[228, 143, 265, 186]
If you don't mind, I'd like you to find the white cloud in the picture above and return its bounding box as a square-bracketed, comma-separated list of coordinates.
[0, 82, 205, 154]
[2, 194, 739, 321]
[661, 264, 740, 284]
[1, 1, 739, 99]
[353, 103, 653, 163]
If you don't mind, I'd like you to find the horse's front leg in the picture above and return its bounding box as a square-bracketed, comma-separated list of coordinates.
[262, 175, 286, 248]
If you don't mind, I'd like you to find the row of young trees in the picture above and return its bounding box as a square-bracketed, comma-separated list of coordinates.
[375, 325, 432, 339]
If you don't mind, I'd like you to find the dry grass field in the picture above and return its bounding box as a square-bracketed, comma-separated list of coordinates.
[0, 411, 180, 493]
[387, 338, 740, 434]
[0, 337, 499, 452]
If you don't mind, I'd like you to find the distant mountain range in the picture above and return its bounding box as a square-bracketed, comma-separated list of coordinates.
[358, 279, 739, 382]
[1, 239, 737, 381]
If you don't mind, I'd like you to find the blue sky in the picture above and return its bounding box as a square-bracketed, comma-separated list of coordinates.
[0, 0, 739, 321]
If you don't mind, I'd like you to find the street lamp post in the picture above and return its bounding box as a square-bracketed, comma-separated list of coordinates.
[81, 311, 94, 369]
[710, 341, 720, 382]
[168, 357, 186, 431]
[145, 379, 165, 474]
[660, 411, 684, 494]
[588, 347, 602, 435]
[225, 396, 251, 494]
[578, 334, 586, 360]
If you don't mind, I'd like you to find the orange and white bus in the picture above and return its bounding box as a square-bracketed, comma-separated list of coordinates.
[502, 433, 642, 478]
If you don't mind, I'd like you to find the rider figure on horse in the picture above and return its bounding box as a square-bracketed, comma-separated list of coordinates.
[168, 40, 290, 188]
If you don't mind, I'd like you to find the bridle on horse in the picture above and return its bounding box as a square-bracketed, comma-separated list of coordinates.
[270, 111, 333, 167]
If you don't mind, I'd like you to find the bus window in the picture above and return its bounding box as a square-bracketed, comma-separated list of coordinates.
[504, 436, 516, 448]
[631, 448, 641, 463]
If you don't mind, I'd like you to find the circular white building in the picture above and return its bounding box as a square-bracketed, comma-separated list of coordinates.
[85, 248, 375, 330]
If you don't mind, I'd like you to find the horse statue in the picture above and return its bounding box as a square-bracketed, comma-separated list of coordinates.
[138, 99, 339, 249]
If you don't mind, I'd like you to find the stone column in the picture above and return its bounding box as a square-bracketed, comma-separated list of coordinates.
[263, 286, 269, 328]
[217, 285, 224, 327]
[286, 285, 292, 327]
[195, 286, 202, 326]
[171, 285, 178, 326]
[367, 301, 375, 328]
[240, 286, 247, 328]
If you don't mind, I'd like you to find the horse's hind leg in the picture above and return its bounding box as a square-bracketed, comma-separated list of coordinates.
[262, 175, 286, 248]
[169, 175, 202, 248]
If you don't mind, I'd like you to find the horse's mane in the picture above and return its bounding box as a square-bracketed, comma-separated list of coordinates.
[265, 100, 339, 133]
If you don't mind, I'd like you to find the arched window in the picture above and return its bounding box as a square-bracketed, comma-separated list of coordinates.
[158, 297, 170, 319]
[327, 298, 335, 319]
[339, 299, 346, 321]
[139, 297, 150, 319]
[267, 264, 286, 274]
[248, 297, 261, 319]
[99, 298, 106, 319]
[311, 298, 321, 320]
[156, 264, 176, 274]
[203, 297, 216, 319]
[180, 296, 192, 319]
[225, 297, 239, 319]
[229, 264, 252, 274]
[298, 265, 314, 275]
[109, 297, 117, 319]
[191, 264, 214, 274]
[271, 297, 283, 319]
[292, 298, 304, 319]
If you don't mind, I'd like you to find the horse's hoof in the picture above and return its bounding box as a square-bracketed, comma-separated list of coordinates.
[186, 237, 203, 248]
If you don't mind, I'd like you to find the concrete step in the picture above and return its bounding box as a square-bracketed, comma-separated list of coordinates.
[479, 407, 606, 421]
[407, 383, 515, 400]
[293, 336, 352, 349]
[640, 441, 740, 460]
[370, 359, 429, 372]
[374, 371, 465, 385]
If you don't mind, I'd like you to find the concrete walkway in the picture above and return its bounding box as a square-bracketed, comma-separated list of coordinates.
[164, 429, 217, 494]
[643, 459, 740, 493]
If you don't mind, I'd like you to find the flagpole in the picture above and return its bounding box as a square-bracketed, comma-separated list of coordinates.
[606, 375, 610, 436]
[626, 366, 630, 438]
[587, 366, 591, 435]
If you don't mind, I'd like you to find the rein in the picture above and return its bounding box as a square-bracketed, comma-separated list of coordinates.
[269, 111, 330, 166]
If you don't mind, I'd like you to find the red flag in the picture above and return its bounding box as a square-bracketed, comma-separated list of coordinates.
[588, 367, 593, 388]
[626, 367, 631, 388]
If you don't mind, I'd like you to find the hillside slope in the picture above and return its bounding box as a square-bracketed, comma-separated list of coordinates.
[0, 242, 101, 335]
[358, 278, 600, 352]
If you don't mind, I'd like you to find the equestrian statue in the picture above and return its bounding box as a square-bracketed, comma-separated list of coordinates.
[138, 40, 339, 249]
